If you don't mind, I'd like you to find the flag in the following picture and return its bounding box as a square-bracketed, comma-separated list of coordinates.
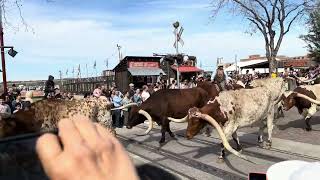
[72, 67, 74, 74]
[66, 69, 68, 76]
[93, 60, 96, 69]
[105, 59, 108, 68]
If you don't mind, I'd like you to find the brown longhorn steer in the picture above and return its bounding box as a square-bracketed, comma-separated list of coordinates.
[282, 86, 320, 131]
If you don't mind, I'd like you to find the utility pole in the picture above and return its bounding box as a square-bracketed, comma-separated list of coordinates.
[117, 44, 122, 62]
[0, 6, 7, 92]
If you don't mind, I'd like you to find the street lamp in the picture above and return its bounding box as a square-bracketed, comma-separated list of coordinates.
[0, 46, 18, 92]
[173, 21, 180, 88]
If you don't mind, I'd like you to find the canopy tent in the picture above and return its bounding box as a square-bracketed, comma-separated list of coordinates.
[225, 59, 267, 72]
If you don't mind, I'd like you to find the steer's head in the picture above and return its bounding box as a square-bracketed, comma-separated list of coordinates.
[127, 106, 146, 129]
[282, 93, 296, 111]
[186, 107, 207, 139]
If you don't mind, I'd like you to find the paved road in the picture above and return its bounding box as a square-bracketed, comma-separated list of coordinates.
[118, 109, 320, 180]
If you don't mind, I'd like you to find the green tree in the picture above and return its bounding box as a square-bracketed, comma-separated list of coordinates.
[301, 7, 320, 62]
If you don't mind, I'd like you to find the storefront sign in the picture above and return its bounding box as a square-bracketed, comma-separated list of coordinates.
[128, 61, 159, 68]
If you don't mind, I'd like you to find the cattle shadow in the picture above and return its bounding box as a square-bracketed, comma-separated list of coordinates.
[277, 116, 320, 131]
[136, 164, 180, 180]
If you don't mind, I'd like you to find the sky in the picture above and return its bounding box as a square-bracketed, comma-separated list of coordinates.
[2, 0, 309, 81]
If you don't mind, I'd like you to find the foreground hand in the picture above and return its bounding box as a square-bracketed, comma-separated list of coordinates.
[36, 115, 138, 180]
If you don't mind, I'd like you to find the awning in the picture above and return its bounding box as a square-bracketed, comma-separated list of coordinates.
[128, 67, 166, 76]
[171, 65, 203, 73]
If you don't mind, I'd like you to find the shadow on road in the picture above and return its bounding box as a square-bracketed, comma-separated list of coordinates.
[136, 164, 180, 180]
[277, 116, 320, 131]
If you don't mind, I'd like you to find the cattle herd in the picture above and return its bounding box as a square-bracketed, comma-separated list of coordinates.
[1, 77, 320, 164]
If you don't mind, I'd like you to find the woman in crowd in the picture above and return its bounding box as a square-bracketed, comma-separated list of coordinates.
[93, 84, 102, 98]
[133, 89, 142, 105]
[111, 91, 123, 128]
[121, 91, 132, 127]
[141, 85, 150, 102]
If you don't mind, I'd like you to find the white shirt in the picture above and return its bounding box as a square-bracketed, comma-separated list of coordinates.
[141, 91, 150, 102]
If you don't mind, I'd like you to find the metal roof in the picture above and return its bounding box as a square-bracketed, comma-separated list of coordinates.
[128, 67, 166, 76]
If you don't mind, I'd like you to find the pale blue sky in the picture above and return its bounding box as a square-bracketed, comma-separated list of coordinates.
[2, 0, 308, 80]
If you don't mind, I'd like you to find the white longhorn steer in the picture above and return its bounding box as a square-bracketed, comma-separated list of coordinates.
[178, 78, 286, 162]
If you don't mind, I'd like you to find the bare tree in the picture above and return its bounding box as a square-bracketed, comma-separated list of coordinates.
[212, 0, 317, 74]
[0, 0, 36, 33]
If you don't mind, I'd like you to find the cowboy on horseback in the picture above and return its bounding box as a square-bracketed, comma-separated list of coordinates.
[213, 64, 228, 91]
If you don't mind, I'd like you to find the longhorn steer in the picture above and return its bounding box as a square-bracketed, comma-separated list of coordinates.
[282, 85, 320, 131]
[0, 97, 114, 138]
[115, 87, 210, 144]
[185, 78, 286, 161]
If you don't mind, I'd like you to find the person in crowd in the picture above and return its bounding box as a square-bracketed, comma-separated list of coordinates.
[160, 79, 167, 89]
[128, 83, 135, 99]
[44, 75, 55, 99]
[12, 84, 21, 99]
[122, 91, 132, 127]
[66, 92, 74, 100]
[112, 91, 123, 128]
[101, 85, 109, 97]
[54, 88, 63, 99]
[0, 98, 11, 118]
[213, 64, 227, 91]
[93, 84, 102, 98]
[133, 89, 142, 105]
[197, 74, 204, 82]
[141, 85, 150, 102]
[242, 70, 253, 86]
[12, 95, 23, 111]
[181, 79, 190, 89]
[13, 103, 22, 114]
[157, 72, 163, 84]
[153, 84, 160, 92]
[61, 92, 67, 99]
[36, 115, 139, 180]
[170, 80, 178, 89]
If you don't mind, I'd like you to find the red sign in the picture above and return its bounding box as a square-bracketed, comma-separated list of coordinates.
[129, 61, 159, 68]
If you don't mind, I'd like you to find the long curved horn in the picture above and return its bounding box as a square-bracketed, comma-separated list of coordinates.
[194, 112, 252, 162]
[168, 115, 188, 123]
[111, 103, 138, 111]
[295, 93, 320, 105]
[138, 109, 153, 134]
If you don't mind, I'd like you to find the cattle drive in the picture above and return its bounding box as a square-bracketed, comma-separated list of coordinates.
[1, 74, 320, 168]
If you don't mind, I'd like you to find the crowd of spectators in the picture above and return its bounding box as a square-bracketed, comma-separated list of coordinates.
[0, 84, 33, 118]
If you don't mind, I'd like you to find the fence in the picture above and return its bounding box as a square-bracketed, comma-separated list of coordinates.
[62, 76, 115, 94]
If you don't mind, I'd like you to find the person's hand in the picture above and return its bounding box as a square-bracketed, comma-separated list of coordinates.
[36, 115, 138, 180]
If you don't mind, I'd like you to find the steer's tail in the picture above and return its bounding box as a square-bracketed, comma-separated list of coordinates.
[197, 113, 256, 164]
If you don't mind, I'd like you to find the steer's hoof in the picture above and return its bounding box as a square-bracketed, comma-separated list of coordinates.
[264, 141, 272, 150]
[305, 127, 312, 132]
[159, 139, 165, 144]
[169, 133, 175, 138]
[217, 158, 225, 164]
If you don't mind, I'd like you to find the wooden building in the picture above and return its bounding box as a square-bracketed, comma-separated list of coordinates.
[63, 76, 114, 94]
[113, 56, 166, 92]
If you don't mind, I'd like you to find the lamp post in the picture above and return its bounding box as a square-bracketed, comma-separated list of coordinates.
[173, 21, 180, 88]
[0, 6, 17, 92]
